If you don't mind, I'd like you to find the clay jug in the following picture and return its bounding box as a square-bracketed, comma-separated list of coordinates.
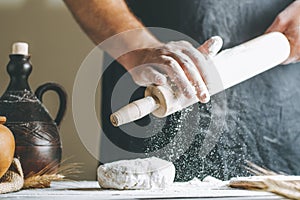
[0, 42, 67, 177]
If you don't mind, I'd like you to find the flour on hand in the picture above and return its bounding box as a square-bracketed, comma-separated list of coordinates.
[97, 157, 175, 190]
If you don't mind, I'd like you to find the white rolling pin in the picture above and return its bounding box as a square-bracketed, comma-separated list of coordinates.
[110, 32, 290, 127]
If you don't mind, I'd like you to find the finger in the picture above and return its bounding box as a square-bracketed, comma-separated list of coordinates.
[283, 57, 299, 64]
[163, 50, 210, 103]
[181, 49, 211, 103]
[134, 66, 167, 86]
[282, 26, 300, 64]
[159, 55, 196, 99]
[165, 41, 209, 83]
[198, 36, 223, 57]
[180, 42, 211, 86]
[146, 67, 167, 85]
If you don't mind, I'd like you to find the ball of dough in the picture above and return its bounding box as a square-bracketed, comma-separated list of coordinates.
[97, 157, 175, 190]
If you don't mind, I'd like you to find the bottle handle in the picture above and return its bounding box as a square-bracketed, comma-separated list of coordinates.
[35, 83, 67, 127]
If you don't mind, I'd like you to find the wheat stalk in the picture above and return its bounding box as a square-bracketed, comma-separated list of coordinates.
[265, 178, 300, 200]
[23, 160, 82, 189]
[229, 161, 300, 200]
[23, 174, 65, 189]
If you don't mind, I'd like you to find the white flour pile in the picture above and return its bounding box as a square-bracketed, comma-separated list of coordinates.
[97, 157, 175, 190]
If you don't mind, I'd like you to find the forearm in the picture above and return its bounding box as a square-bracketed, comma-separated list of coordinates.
[64, 0, 160, 62]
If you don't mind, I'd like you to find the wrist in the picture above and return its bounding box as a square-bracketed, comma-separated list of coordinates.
[107, 28, 162, 70]
[123, 28, 162, 50]
[105, 28, 161, 55]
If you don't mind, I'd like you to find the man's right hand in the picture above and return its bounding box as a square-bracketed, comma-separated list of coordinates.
[119, 37, 223, 104]
[64, 0, 222, 103]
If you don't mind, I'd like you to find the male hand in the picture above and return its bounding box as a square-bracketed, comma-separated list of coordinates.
[119, 37, 223, 103]
[266, 0, 300, 64]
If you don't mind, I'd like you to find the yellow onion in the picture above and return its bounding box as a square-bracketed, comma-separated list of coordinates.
[0, 116, 15, 178]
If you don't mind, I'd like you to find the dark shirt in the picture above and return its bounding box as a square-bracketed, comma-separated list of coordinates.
[101, 0, 300, 181]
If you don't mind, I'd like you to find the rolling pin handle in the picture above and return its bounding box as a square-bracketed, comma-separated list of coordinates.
[110, 96, 159, 127]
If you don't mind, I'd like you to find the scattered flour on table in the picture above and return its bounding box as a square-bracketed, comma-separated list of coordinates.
[97, 157, 175, 190]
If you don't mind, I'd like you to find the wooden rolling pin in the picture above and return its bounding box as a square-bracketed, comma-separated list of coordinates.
[110, 32, 290, 127]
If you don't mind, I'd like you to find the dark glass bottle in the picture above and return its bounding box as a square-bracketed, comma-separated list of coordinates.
[0, 43, 67, 177]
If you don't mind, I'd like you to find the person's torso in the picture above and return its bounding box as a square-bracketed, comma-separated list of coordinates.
[102, 0, 300, 181]
[126, 0, 292, 47]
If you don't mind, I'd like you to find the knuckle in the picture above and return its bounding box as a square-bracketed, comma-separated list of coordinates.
[143, 66, 153, 74]
[161, 56, 175, 66]
[164, 43, 173, 50]
[153, 74, 165, 84]
[155, 47, 165, 55]
[166, 41, 176, 46]
[163, 58, 172, 66]
[184, 86, 195, 96]
[132, 77, 144, 86]
[179, 40, 193, 47]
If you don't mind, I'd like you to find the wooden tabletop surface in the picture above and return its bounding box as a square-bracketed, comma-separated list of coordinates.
[1, 181, 285, 200]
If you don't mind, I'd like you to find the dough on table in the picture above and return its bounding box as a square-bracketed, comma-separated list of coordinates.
[97, 157, 175, 190]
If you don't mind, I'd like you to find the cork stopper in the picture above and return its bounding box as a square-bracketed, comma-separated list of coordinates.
[12, 42, 29, 55]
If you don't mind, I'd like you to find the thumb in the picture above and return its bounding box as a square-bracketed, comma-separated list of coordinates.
[198, 36, 223, 57]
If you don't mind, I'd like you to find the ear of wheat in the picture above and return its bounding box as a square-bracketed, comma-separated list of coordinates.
[229, 161, 300, 200]
[23, 160, 81, 189]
